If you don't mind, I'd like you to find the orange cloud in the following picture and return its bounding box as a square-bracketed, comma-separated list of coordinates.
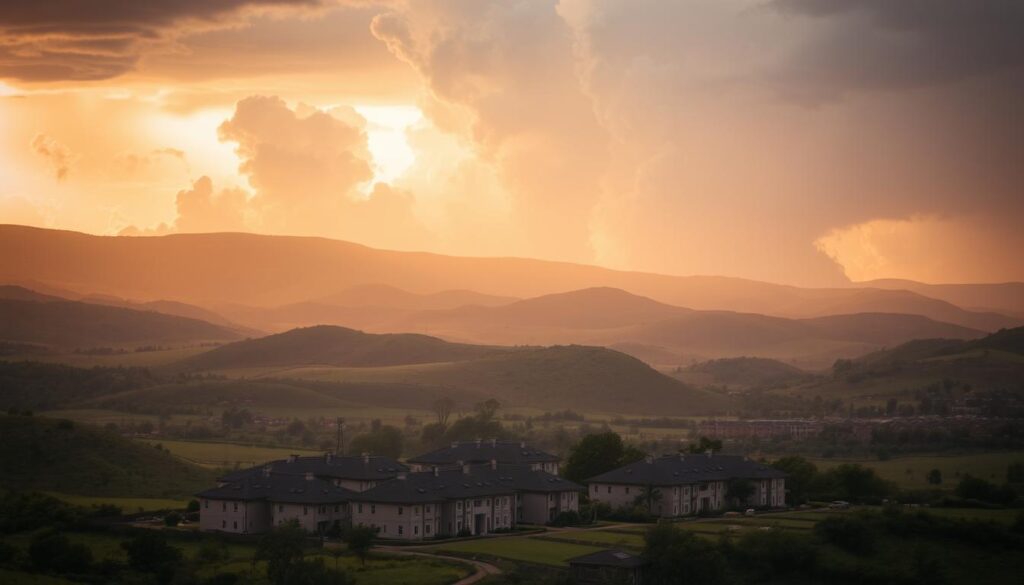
[29, 133, 76, 180]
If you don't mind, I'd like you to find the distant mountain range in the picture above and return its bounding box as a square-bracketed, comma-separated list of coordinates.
[1, 225, 1019, 332]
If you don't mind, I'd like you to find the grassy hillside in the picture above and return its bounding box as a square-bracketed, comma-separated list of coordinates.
[0, 299, 241, 348]
[0, 414, 215, 497]
[682, 357, 811, 389]
[182, 325, 511, 370]
[85, 379, 356, 411]
[0, 361, 161, 411]
[239, 345, 731, 415]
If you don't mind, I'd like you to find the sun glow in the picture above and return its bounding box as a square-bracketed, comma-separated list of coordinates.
[354, 104, 422, 187]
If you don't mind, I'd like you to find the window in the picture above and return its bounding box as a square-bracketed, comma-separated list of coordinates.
[222, 502, 226, 512]
[371, 505, 376, 514]
[474, 499, 482, 506]
[203, 500, 208, 509]
[398, 526, 403, 535]
[335, 505, 339, 513]
[625, 487, 630, 495]
[457, 501, 462, 510]
[278, 504, 284, 512]
[425, 504, 431, 513]
[233, 521, 237, 529]
[303, 506, 308, 516]
[592, 485, 598, 494]
[426, 525, 432, 534]
[358, 504, 363, 513]
[414, 526, 418, 535]
[607, 486, 611, 494]
[233, 502, 238, 512]
[485, 499, 490, 506]
[398, 506, 403, 515]
[222, 520, 226, 528]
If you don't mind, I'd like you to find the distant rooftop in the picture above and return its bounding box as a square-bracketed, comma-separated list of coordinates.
[349, 463, 580, 504]
[218, 453, 408, 483]
[585, 454, 786, 486]
[197, 472, 355, 504]
[407, 439, 559, 465]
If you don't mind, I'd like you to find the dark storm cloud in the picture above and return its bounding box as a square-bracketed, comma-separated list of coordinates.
[0, 0, 325, 81]
[771, 0, 1024, 98]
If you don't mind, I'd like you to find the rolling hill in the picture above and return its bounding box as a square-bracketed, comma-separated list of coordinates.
[1, 225, 1017, 332]
[0, 414, 215, 497]
[0, 299, 243, 348]
[861, 279, 1024, 319]
[679, 357, 812, 389]
[181, 325, 511, 370]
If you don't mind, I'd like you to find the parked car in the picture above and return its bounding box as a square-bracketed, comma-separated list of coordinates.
[744, 508, 756, 516]
[828, 500, 851, 509]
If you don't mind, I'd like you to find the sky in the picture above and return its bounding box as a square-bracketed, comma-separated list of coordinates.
[1, 0, 1022, 287]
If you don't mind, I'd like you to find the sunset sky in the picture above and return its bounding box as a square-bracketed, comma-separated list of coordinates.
[1, 1, 1022, 287]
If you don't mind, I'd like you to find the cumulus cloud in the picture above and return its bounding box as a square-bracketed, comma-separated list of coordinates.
[119, 175, 249, 236]
[29, 133, 76, 180]
[0, 0, 329, 81]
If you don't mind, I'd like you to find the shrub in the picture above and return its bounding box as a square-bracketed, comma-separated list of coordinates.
[550, 510, 582, 527]
[164, 512, 182, 527]
[814, 515, 877, 555]
[29, 530, 93, 574]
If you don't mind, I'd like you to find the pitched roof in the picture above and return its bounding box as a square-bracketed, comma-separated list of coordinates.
[218, 454, 408, 483]
[585, 454, 786, 486]
[196, 473, 356, 504]
[407, 440, 559, 466]
[349, 467, 521, 504]
[475, 464, 584, 493]
[568, 549, 648, 569]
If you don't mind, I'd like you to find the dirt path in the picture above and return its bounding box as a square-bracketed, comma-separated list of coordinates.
[377, 546, 502, 585]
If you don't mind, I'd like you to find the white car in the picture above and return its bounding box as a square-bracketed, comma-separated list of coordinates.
[744, 508, 756, 516]
[828, 500, 851, 509]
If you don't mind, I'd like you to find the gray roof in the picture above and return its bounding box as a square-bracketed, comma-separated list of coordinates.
[218, 454, 408, 483]
[348, 465, 544, 504]
[568, 549, 648, 569]
[585, 454, 786, 486]
[197, 473, 356, 504]
[407, 440, 559, 466]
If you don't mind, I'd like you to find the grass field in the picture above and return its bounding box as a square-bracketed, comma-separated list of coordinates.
[808, 451, 1024, 490]
[138, 439, 320, 468]
[46, 492, 189, 512]
[5, 346, 209, 368]
[430, 535, 604, 566]
[539, 529, 645, 549]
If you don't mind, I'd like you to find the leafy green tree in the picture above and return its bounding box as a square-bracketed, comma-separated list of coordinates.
[814, 515, 876, 555]
[344, 525, 375, 567]
[348, 422, 404, 459]
[564, 431, 645, 484]
[122, 531, 183, 584]
[927, 469, 943, 485]
[644, 523, 727, 585]
[771, 456, 818, 504]
[726, 478, 755, 508]
[687, 436, 722, 454]
[283, 558, 355, 585]
[820, 464, 892, 502]
[256, 521, 307, 585]
[29, 529, 93, 574]
[633, 484, 663, 515]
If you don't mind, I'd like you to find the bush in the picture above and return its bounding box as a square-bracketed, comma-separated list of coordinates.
[549, 510, 582, 527]
[955, 475, 1017, 505]
[814, 515, 877, 555]
[29, 529, 93, 574]
[164, 512, 182, 527]
[735, 531, 818, 579]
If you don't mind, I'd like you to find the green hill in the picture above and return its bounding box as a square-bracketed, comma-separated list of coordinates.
[683, 357, 811, 389]
[181, 325, 511, 370]
[0, 415, 215, 497]
[0, 299, 241, 348]
[86, 379, 354, 411]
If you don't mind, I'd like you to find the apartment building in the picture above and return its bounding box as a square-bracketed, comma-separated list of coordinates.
[586, 453, 786, 517]
[217, 452, 407, 492]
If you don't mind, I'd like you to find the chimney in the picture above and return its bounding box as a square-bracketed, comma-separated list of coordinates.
[490, 438, 497, 447]
[451, 441, 459, 448]
[458, 460, 470, 475]
[520, 441, 526, 448]
[362, 452, 370, 464]
[305, 472, 314, 481]
[678, 453, 686, 462]
[325, 452, 333, 464]
[397, 472, 407, 480]
[705, 450, 713, 458]
[263, 465, 272, 478]
[433, 466, 440, 477]
[490, 458, 498, 471]
[287, 454, 298, 463]
[475, 438, 482, 448]
[644, 455, 654, 464]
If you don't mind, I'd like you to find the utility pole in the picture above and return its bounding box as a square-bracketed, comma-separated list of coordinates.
[335, 417, 344, 455]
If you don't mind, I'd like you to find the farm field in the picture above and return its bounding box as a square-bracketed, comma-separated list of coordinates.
[429, 535, 604, 566]
[808, 451, 1024, 490]
[47, 492, 189, 512]
[138, 438, 320, 468]
[4, 346, 210, 368]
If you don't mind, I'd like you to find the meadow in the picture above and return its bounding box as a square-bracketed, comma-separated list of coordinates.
[808, 451, 1024, 490]
[138, 439, 321, 469]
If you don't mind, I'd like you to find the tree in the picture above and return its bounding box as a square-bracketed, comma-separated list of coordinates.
[164, 511, 182, 526]
[688, 436, 722, 454]
[644, 523, 727, 585]
[820, 464, 892, 502]
[474, 398, 501, 421]
[256, 521, 307, 585]
[432, 397, 455, 426]
[348, 424, 404, 459]
[771, 456, 818, 504]
[633, 484, 662, 515]
[344, 525, 375, 567]
[122, 531, 183, 584]
[29, 529, 93, 574]
[927, 469, 943, 485]
[1007, 462, 1024, 484]
[564, 431, 645, 484]
[281, 558, 354, 585]
[726, 478, 755, 508]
